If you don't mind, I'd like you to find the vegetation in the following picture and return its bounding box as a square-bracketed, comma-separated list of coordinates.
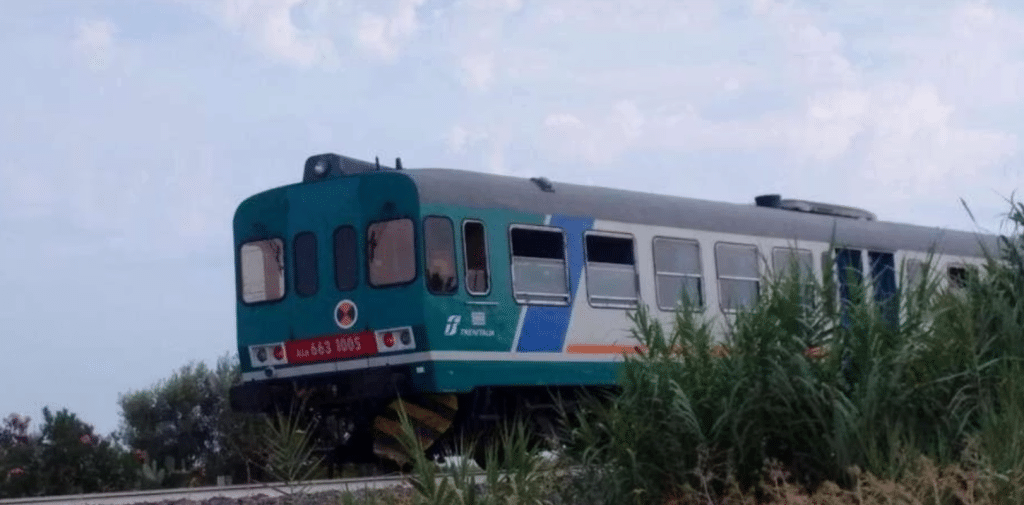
[0, 408, 138, 497]
[117, 353, 265, 487]
[554, 198, 1024, 504]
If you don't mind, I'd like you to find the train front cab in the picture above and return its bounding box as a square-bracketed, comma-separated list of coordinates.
[229, 167, 439, 414]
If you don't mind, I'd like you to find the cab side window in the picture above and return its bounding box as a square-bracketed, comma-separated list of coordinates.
[424, 216, 458, 294]
[463, 220, 490, 295]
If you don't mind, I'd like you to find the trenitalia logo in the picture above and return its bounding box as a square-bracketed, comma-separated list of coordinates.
[444, 315, 461, 336]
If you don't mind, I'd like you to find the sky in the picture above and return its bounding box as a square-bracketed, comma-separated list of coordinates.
[1, 0, 1022, 437]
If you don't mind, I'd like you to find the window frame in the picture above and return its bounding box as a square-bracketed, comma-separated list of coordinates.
[583, 230, 639, 309]
[365, 217, 418, 289]
[292, 231, 319, 297]
[652, 236, 704, 311]
[237, 237, 287, 305]
[714, 241, 761, 313]
[507, 223, 571, 306]
[423, 215, 459, 296]
[333, 225, 359, 292]
[462, 218, 491, 296]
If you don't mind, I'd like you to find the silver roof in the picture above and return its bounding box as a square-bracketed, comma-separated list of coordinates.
[403, 168, 999, 258]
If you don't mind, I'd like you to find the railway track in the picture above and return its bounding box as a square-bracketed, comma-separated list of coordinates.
[0, 474, 429, 505]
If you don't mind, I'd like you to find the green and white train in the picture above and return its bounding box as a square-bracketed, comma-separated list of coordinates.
[229, 153, 996, 465]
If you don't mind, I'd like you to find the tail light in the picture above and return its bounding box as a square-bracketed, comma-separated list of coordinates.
[375, 326, 414, 353]
[248, 343, 289, 368]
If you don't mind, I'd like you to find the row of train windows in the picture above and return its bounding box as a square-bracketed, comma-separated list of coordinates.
[239, 219, 966, 309]
[239, 217, 488, 304]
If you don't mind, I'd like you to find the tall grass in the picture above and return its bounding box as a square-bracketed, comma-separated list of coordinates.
[560, 201, 1024, 504]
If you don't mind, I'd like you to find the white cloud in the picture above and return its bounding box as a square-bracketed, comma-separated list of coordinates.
[0, 167, 58, 220]
[893, 1, 1024, 108]
[447, 125, 491, 153]
[460, 52, 495, 92]
[72, 18, 116, 71]
[752, 0, 856, 87]
[218, 0, 337, 68]
[543, 100, 646, 164]
[355, 0, 427, 61]
[445, 0, 527, 91]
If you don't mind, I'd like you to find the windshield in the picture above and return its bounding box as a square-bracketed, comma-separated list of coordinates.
[239, 238, 285, 303]
[367, 218, 416, 287]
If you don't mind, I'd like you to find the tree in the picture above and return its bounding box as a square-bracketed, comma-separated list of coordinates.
[118, 353, 264, 486]
[1, 409, 138, 498]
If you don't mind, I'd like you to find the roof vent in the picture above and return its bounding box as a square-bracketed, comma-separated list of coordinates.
[754, 194, 876, 221]
[530, 177, 555, 193]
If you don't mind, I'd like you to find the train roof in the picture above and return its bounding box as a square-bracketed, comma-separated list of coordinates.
[402, 167, 999, 258]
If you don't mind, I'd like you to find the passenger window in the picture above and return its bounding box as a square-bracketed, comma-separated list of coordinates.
[293, 232, 318, 297]
[948, 265, 968, 289]
[509, 226, 569, 305]
[716, 243, 759, 311]
[585, 233, 638, 307]
[772, 247, 814, 282]
[772, 247, 815, 306]
[653, 237, 703, 310]
[463, 220, 490, 295]
[904, 258, 925, 289]
[333, 226, 358, 291]
[424, 216, 458, 294]
[239, 238, 285, 303]
[367, 219, 416, 287]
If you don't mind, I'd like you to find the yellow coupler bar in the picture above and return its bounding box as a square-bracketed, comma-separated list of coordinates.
[372, 394, 458, 466]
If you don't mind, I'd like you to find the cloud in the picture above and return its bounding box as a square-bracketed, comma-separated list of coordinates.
[459, 52, 495, 92]
[543, 100, 646, 164]
[218, 0, 337, 68]
[72, 18, 116, 71]
[354, 0, 427, 61]
[0, 166, 58, 221]
[445, 0, 526, 92]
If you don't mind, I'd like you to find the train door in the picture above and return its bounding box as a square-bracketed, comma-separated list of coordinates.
[286, 184, 364, 349]
[835, 248, 863, 327]
[868, 251, 897, 327]
[443, 218, 506, 351]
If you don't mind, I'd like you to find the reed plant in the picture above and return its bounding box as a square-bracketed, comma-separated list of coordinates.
[559, 199, 1024, 504]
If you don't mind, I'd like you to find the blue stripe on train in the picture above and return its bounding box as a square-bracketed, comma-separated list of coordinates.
[515, 215, 593, 352]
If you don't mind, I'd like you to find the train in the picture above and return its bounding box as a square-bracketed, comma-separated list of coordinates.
[228, 152, 997, 467]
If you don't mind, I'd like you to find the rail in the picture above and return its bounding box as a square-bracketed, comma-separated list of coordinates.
[0, 474, 422, 505]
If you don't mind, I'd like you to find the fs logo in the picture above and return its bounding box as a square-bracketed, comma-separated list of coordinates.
[444, 315, 462, 336]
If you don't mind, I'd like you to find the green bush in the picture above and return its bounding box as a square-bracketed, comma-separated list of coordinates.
[118, 353, 264, 486]
[560, 199, 1024, 504]
[0, 408, 139, 498]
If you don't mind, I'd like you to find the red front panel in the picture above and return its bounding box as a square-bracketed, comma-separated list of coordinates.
[285, 330, 378, 364]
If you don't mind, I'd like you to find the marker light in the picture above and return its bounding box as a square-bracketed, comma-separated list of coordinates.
[273, 345, 285, 360]
[383, 333, 395, 347]
[256, 348, 268, 362]
[399, 329, 411, 345]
